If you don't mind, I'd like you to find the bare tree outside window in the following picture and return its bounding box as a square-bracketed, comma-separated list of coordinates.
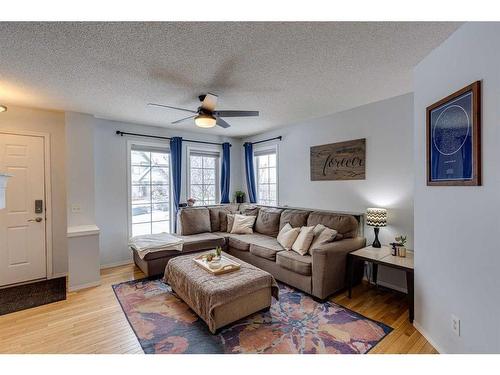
[189, 152, 219, 206]
[255, 152, 277, 206]
[130, 149, 170, 236]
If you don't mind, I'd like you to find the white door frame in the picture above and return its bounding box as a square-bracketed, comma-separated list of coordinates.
[0, 129, 53, 279]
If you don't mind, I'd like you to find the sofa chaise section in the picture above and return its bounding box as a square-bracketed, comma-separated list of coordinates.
[133, 230, 224, 276]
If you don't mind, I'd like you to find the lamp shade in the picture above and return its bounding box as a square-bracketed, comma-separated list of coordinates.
[366, 208, 387, 227]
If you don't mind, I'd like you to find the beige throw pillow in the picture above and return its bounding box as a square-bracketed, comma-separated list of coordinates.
[226, 214, 235, 233]
[230, 214, 256, 234]
[277, 223, 301, 250]
[313, 223, 327, 236]
[291, 226, 315, 255]
[310, 224, 338, 250]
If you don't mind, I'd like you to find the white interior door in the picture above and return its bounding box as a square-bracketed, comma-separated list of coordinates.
[0, 133, 47, 286]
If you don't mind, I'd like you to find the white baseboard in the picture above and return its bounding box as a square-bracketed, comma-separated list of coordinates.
[364, 263, 407, 293]
[49, 272, 68, 279]
[69, 280, 101, 292]
[100, 258, 133, 270]
[362, 275, 408, 293]
[413, 320, 444, 354]
[377, 280, 407, 293]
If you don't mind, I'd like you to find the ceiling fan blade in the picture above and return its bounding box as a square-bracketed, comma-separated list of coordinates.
[148, 103, 197, 114]
[201, 93, 218, 111]
[172, 115, 196, 124]
[216, 117, 231, 128]
[212, 110, 259, 117]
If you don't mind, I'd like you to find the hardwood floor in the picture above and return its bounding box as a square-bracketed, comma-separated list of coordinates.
[0, 264, 437, 354]
[332, 283, 438, 354]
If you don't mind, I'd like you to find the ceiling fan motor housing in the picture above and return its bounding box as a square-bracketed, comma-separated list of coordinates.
[198, 107, 212, 115]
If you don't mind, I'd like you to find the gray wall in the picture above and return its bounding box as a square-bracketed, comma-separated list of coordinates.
[64, 113, 243, 267]
[242, 93, 415, 291]
[414, 22, 500, 353]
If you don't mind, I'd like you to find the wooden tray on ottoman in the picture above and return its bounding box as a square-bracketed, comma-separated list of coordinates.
[193, 254, 241, 275]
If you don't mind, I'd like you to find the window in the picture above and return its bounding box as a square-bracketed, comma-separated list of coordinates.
[188, 150, 219, 206]
[255, 148, 278, 206]
[129, 145, 171, 236]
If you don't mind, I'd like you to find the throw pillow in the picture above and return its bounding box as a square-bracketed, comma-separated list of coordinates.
[313, 223, 327, 236]
[219, 211, 237, 232]
[254, 207, 283, 237]
[310, 225, 338, 250]
[226, 214, 235, 233]
[219, 211, 228, 232]
[242, 206, 260, 217]
[277, 223, 301, 251]
[230, 214, 257, 234]
[291, 226, 315, 255]
[209, 207, 230, 232]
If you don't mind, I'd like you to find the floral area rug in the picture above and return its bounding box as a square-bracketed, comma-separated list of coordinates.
[112, 278, 392, 354]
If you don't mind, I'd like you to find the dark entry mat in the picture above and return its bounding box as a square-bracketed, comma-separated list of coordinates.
[0, 277, 66, 315]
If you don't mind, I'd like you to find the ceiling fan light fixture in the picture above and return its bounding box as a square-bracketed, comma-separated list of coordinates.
[195, 114, 216, 128]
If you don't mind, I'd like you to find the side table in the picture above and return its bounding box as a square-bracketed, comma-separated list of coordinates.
[347, 245, 414, 323]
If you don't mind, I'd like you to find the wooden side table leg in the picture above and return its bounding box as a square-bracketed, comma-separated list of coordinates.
[406, 271, 414, 323]
[347, 255, 353, 298]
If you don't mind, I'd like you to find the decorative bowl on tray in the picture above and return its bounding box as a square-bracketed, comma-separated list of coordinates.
[208, 258, 222, 270]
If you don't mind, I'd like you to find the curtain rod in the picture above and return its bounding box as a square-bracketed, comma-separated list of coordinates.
[116, 130, 232, 147]
[248, 136, 282, 145]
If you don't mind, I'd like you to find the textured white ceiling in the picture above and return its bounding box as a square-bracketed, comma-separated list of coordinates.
[0, 22, 460, 137]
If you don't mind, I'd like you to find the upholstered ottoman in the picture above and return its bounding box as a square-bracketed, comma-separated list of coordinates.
[164, 252, 279, 334]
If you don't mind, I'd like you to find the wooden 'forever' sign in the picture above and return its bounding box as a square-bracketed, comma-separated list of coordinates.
[310, 138, 366, 180]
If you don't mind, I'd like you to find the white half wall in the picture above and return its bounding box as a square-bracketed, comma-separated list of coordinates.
[414, 23, 500, 353]
[242, 93, 415, 290]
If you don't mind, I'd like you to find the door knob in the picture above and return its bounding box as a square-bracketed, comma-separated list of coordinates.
[28, 217, 43, 223]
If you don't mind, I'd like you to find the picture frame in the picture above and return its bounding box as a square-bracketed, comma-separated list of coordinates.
[426, 81, 481, 186]
[310, 138, 366, 181]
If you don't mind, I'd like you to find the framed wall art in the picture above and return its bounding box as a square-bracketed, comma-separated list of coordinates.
[426, 80, 481, 186]
[310, 138, 366, 181]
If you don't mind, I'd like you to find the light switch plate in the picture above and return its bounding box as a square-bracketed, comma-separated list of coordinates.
[451, 314, 460, 336]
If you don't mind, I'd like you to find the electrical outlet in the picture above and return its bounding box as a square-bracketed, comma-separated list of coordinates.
[71, 204, 81, 213]
[451, 314, 460, 336]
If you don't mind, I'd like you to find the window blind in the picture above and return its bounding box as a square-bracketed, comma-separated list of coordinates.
[189, 150, 220, 158]
[131, 144, 170, 153]
[254, 148, 276, 157]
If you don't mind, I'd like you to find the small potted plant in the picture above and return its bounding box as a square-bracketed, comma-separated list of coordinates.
[235, 191, 245, 204]
[394, 235, 407, 257]
[187, 197, 196, 207]
[215, 246, 222, 260]
[207, 247, 223, 270]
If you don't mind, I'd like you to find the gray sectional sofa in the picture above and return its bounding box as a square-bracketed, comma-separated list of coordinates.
[132, 203, 366, 300]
